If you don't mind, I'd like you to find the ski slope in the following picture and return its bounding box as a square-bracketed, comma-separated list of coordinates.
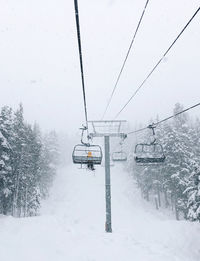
[0, 165, 200, 261]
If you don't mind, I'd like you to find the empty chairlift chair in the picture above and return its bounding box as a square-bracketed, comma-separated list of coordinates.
[112, 151, 127, 162]
[72, 144, 103, 165]
[134, 143, 165, 164]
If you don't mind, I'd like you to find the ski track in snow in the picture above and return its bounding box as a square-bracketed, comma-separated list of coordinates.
[0, 165, 200, 261]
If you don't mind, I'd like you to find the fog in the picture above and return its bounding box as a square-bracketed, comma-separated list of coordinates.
[0, 0, 199, 134]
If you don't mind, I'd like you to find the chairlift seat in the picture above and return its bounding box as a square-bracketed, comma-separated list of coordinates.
[112, 151, 127, 162]
[72, 144, 102, 165]
[134, 143, 165, 164]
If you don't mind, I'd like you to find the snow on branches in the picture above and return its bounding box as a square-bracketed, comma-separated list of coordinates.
[0, 104, 60, 217]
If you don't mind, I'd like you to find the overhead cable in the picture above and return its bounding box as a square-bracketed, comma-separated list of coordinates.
[74, 0, 89, 129]
[128, 101, 200, 135]
[101, 0, 150, 119]
[115, 6, 200, 119]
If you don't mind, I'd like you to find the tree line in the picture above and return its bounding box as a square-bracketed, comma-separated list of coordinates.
[0, 104, 60, 217]
[127, 103, 200, 222]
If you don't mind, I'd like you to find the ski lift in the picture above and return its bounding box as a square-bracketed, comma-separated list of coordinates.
[134, 124, 165, 165]
[72, 144, 102, 165]
[72, 126, 103, 169]
[134, 143, 165, 164]
[112, 135, 127, 162]
[112, 151, 127, 162]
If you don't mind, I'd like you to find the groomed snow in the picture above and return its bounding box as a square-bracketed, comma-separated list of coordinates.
[0, 165, 200, 261]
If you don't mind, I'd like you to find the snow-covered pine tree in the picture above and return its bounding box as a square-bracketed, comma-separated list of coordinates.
[11, 103, 27, 216]
[0, 103, 60, 217]
[18, 123, 42, 217]
[186, 166, 200, 221]
[184, 118, 200, 221]
[39, 131, 60, 200]
[26, 123, 42, 216]
[170, 103, 193, 218]
[0, 106, 13, 215]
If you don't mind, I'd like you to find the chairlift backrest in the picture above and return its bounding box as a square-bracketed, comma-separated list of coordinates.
[112, 151, 127, 162]
[134, 143, 165, 164]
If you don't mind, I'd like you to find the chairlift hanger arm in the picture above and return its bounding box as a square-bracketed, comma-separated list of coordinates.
[147, 124, 156, 144]
[80, 126, 90, 146]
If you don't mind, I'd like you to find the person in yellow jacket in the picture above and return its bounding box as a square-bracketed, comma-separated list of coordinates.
[87, 151, 95, 171]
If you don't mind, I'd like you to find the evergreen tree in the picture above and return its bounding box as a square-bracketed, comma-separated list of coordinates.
[39, 131, 60, 199]
[0, 106, 13, 215]
[0, 103, 60, 217]
[186, 166, 200, 221]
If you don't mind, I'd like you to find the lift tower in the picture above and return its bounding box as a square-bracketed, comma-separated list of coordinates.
[88, 120, 127, 233]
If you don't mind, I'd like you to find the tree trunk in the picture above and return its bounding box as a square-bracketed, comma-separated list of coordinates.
[146, 189, 149, 201]
[156, 184, 161, 207]
[171, 193, 174, 211]
[155, 196, 159, 210]
[24, 186, 28, 217]
[174, 193, 179, 221]
[164, 189, 169, 208]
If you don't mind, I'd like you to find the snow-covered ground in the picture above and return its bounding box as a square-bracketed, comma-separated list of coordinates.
[0, 165, 200, 261]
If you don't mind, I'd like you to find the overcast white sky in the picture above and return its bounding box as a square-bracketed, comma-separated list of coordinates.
[0, 0, 199, 134]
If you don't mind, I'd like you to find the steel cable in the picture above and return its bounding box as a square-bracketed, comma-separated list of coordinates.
[115, 6, 200, 119]
[101, 0, 150, 119]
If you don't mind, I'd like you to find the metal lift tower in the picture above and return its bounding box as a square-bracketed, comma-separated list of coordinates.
[88, 120, 127, 233]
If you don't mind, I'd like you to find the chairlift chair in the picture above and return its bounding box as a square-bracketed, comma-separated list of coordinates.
[134, 143, 165, 164]
[112, 151, 127, 162]
[72, 144, 103, 165]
